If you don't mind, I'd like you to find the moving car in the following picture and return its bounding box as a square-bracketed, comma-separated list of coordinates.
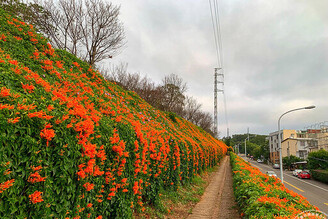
[292, 169, 302, 177]
[257, 159, 264, 163]
[266, 171, 277, 177]
[273, 163, 280, 169]
[298, 171, 311, 179]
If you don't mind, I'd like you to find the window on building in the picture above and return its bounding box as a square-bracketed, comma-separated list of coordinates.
[299, 151, 304, 158]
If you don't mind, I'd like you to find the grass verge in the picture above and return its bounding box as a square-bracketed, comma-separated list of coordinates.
[134, 166, 218, 219]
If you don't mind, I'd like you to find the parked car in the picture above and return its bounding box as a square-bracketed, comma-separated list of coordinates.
[292, 169, 302, 177]
[298, 171, 311, 179]
[266, 171, 277, 177]
[257, 159, 264, 163]
[273, 163, 280, 169]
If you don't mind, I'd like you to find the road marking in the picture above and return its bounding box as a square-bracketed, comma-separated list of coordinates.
[246, 158, 328, 193]
[247, 160, 328, 193]
[252, 164, 262, 170]
[283, 174, 328, 193]
[284, 181, 304, 192]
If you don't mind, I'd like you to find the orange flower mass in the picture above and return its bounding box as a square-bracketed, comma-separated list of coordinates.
[29, 191, 43, 204]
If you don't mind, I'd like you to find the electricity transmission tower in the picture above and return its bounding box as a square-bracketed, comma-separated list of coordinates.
[213, 67, 224, 137]
[209, 0, 229, 138]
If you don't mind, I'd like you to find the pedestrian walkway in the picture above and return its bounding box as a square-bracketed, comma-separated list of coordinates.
[188, 156, 240, 219]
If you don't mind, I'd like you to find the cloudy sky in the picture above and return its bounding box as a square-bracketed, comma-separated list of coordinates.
[107, 0, 328, 137]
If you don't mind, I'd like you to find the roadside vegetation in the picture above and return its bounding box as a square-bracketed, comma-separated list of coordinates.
[308, 149, 328, 183]
[134, 166, 216, 218]
[230, 153, 319, 218]
[0, 8, 227, 218]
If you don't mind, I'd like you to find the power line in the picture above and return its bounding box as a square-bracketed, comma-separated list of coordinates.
[209, 0, 229, 137]
[209, 0, 221, 67]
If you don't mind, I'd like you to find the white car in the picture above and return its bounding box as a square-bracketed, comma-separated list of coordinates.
[293, 169, 302, 177]
[266, 171, 277, 177]
[273, 163, 280, 169]
[257, 159, 264, 163]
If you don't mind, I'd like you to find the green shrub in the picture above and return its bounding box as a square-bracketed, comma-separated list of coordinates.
[311, 169, 328, 184]
[308, 149, 328, 170]
[230, 153, 319, 218]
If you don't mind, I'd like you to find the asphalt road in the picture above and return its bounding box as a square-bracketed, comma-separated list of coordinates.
[239, 154, 328, 215]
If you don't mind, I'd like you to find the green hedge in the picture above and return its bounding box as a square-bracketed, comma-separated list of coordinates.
[307, 149, 328, 170]
[230, 153, 319, 218]
[311, 169, 328, 184]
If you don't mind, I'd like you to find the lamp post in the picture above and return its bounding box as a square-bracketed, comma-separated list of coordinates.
[245, 135, 249, 158]
[245, 138, 247, 158]
[278, 105, 315, 184]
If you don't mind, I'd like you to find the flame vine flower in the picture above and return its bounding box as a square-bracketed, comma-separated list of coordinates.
[0, 8, 227, 218]
[230, 153, 319, 218]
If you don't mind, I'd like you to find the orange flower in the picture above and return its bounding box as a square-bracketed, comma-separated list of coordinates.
[47, 105, 54, 111]
[8, 117, 20, 124]
[13, 36, 22, 40]
[0, 179, 15, 193]
[28, 172, 46, 183]
[0, 104, 14, 110]
[83, 182, 94, 191]
[40, 124, 55, 146]
[29, 191, 43, 204]
[0, 34, 6, 41]
[21, 83, 35, 93]
[108, 192, 115, 197]
[0, 87, 11, 97]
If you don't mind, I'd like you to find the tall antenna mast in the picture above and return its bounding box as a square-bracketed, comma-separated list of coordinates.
[214, 67, 224, 137]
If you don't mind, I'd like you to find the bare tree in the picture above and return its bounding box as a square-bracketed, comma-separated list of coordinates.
[34, 0, 125, 65]
[183, 96, 202, 122]
[160, 74, 187, 114]
[104, 62, 129, 84]
[104, 66, 215, 136]
[82, 0, 125, 65]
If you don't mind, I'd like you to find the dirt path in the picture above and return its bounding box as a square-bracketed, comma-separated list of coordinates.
[187, 156, 240, 219]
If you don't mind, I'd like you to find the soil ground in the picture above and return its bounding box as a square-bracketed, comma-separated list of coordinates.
[135, 155, 241, 219]
[188, 156, 241, 219]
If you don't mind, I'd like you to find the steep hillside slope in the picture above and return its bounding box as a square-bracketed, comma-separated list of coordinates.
[0, 9, 226, 218]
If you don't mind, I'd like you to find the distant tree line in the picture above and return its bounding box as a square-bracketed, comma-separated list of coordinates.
[102, 63, 215, 136]
[224, 134, 269, 160]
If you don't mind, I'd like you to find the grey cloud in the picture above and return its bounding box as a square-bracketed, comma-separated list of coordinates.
[108, 0, 328, 136]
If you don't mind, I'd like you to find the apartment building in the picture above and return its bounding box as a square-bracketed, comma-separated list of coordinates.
[299, 128, 328, 151]
[268, 127, 327, 163]
[268, 129, 296, 164]
[316, 127, 328, 151]
[281, 137, 317, 160]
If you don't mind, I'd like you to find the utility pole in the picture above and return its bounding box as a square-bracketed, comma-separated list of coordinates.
[213, 67, 223, 137]
[245, 128, 249, 158]
[245, 138, 247, 158]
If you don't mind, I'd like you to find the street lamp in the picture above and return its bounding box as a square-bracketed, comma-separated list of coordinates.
[278, 105, 315, 184]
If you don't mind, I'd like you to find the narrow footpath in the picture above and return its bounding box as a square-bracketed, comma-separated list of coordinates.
[188, 156, 240, 219]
